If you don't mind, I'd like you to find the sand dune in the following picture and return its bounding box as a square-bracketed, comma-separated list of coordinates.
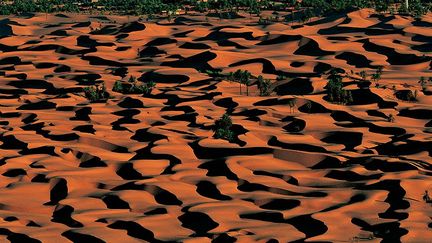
[0, 9, 431, 242]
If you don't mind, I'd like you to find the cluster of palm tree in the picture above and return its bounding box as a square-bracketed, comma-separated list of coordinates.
[100, 0, 174, 15]
[227, 69, 252, 95]
[392, 0, 431, 17]
[0, 0, 79, 15]
[226, 69, 273, 96]
[213, 113, 235, 142]
[1, 0, 429, 17]
[325, 69, 354, 105]
[0, 0, 171, 15]
[194, 0, 270, 15]
[301, 0, 431, 16]
[257, 75, 272, 96]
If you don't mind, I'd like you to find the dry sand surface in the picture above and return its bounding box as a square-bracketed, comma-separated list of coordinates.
[0, 9, 431, 242]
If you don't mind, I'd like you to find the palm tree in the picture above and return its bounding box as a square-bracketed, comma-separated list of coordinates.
[232, 70, 243, 94]
[242, 71, 251, 96]
[257, 75, 271, 96]
[405, 0, 409, 10]
[305, 100, 312, 112]
[288, 99, 296, 113]
[419, 77, 427, 90]
[359, 71, 367, 81]
[39, 0, 53, 20]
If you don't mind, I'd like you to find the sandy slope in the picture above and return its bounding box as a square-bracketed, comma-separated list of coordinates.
[0, 9, 431, 242]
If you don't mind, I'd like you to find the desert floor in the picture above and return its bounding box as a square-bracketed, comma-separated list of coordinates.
[0, 9, 431, 242]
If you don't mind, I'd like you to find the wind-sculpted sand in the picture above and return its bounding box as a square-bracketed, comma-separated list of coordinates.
[0, 9, 431, 242]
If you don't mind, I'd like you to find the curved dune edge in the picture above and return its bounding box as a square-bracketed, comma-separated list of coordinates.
[0, 10, 431, 242]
